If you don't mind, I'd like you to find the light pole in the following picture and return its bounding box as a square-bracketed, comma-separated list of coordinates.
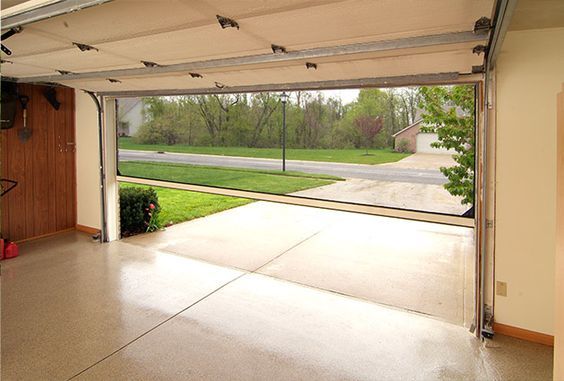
[280, 92, 289, 171]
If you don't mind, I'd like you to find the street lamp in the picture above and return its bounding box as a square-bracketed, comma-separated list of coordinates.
[280, 92, 289, 171]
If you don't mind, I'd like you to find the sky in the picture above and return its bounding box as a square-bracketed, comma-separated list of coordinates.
[319, 89, 360, 105]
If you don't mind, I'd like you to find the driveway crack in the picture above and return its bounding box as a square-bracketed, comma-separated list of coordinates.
[251, 229, 323, 274]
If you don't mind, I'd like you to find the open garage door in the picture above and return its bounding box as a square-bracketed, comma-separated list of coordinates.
[2, 0, 505, 338]
[2, 0, 491, 93]
[1, 1, 492, 226]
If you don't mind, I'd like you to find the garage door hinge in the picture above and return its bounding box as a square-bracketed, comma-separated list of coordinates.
[473, 17, 491, 35]
[216, 15, 239, 30]
[472, 65, 485, 74]
[472, 45, 488, 55]
[73, 42, 98, 52]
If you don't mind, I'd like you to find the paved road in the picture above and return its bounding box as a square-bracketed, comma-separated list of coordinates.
[119, 150, 447, 185]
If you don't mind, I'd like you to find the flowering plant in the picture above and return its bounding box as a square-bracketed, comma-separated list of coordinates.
[145, 203, 160, 232]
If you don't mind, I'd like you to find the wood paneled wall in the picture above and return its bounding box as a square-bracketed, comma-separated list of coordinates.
[1, 84, 76, 242]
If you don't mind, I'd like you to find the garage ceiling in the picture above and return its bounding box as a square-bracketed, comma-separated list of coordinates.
[1, 0, 496, 95]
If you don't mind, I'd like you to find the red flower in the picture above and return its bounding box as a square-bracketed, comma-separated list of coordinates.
[149, 203, 155, 210]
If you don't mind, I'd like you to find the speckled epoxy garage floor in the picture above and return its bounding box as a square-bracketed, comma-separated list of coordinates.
[1, 203, 553, 380]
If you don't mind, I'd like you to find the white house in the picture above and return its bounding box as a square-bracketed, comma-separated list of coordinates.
[117, 97, 144, 137]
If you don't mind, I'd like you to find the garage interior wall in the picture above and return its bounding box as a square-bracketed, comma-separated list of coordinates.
[75, 90, 101, 231]
[555, 81, 564, 381]
[494, 27, 564, 336]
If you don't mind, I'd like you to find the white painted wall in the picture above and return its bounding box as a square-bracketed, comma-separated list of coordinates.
[555, 83, 563, 381]
[75, 90, 101, 229]
[495, 27, 564, 335]
[415, 132, 455, 154]
[124, 101, 144, 136]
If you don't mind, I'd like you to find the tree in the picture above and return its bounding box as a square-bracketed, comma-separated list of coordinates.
[301, 95, 324, 148]
[136, 98, 189, 145]
[354, 116, 383, 154]
[132, 89, 413, 150]
[196, 94, 240, 145]
[343, 89, 390, 148]
[418, 85, 475, 205]
[397, 87, 421, 126]
[248, 93, 279, 147]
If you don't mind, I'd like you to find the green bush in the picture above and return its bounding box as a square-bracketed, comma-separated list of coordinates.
[396, 138, 411, 153]
[120, 187, 161, 236]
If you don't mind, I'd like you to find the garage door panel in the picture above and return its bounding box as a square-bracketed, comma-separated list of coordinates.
[3, 0, 494, 91]
[97, 25, 270, 67]
[0, 60, 55, 77]
[11, 48, 138, 75]
[248, 0, 494, 51]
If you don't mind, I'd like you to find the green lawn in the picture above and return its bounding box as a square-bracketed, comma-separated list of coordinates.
[120, 182, 252, 226]
[119, 137, 410, 165]
[119, 161, 340, 194]
[119, 161, 341, 226]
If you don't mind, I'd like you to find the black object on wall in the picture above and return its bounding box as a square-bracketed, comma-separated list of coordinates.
[1, 81, 17, 130]
[43, 87, 61, 110]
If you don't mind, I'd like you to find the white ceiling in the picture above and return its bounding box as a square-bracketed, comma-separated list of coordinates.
[0, 0, 495, 94]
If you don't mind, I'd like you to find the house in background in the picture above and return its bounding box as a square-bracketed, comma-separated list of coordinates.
[393, 119, 455, 154]
[117, 98, 144, 137]
[393, 119, 423, 153]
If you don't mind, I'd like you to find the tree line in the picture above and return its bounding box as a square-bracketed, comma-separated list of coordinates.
[128, 88, 421, 150]
[123, 85, 476, 206]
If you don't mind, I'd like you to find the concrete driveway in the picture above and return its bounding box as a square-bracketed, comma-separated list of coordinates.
[293, 154, 468, 215]
[292, 178, 467, 215]
[125, 201, 474, 325]
[380, 153, 457, 170]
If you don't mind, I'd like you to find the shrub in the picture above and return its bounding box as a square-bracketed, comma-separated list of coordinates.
[418, 85, 475, 205]
[117, 120, 130, 137]
[396, 138, 411, 153]
[120, 187, 161, 237]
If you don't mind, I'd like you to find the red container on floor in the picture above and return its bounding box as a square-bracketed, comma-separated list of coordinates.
[4, 241, 19, 259]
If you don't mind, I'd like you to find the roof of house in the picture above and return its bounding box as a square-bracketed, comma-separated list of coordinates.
[392, 119, 423, 138]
